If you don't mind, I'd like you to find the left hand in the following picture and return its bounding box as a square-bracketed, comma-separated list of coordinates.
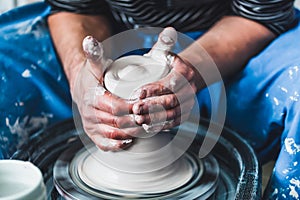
[73, 36, 143, 151]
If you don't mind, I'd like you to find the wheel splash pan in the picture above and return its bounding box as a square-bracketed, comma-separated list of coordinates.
[11, 118, 261, 200]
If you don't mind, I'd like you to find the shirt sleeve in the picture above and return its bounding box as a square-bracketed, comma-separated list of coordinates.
[231, 0, 298, 35]
[44, 0, 110, 15]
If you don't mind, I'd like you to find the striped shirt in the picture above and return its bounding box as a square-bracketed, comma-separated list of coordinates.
[45, 0, 297, 35]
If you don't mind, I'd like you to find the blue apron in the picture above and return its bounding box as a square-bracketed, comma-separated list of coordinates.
[0, 3, 72, 159]
[0, 2, 300, 199]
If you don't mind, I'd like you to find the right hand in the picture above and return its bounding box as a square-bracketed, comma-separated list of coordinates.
[72, 36, 142, 151]
[132, 27, 197, 132]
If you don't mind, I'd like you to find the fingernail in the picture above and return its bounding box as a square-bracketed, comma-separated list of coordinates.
[138, 105, 144, 114]
[82, 36, 103, 58]
[161, 35, 174, 45]
[133, 103, 144, 114]
[122, 139, 133, 145]
[161, 27, 177, 44]
[139, 89, 147, 99]
[134, 115, 144, 124]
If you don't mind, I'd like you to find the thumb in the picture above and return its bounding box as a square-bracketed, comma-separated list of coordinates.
[82, 36, 112, 82]
[144, 27, 178, 61]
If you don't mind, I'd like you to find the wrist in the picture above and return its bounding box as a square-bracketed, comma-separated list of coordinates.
[63, 53, 86, 95]
[178, 51, 208, 91]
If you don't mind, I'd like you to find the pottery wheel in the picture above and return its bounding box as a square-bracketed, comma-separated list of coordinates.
[73, 146, 200, 196]
[53, 141, 220, 199]
[53, 29, 220, 199]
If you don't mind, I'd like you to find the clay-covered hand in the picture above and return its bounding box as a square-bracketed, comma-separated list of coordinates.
[72, 36, 142, 151]
[132, 28, 198, 132]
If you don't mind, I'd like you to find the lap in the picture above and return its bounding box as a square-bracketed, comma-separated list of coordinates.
[197, 10, 300, 156]
[197, 10, 300, 199]
[225, 15, 300, 158]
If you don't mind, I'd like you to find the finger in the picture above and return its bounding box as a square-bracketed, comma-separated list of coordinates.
[84, 122, 143, 140]
[170, 55, 196, 82]
[81, 81, 133, 116]
[82, 36, 112, 81]
[134, 98, 194, 125]
[84, 108, 139, 129]
[161, 112, 191, 130]
[133, 94, 178, 115]
[132, 83, 196, 115]
[133, 81, 172, 99]
[134, 106, 179, 125]
[83, 36, 104, 63]
[89, 134, 133, 152]
[140, 111, 190, 134]
[82, 83, 134, 116]
[82, 36, 104, 79]
[92, 89, 134, 115]
[145, 27, 177, 58]
[135, 57, 196, 99]
[97, 113, 138, 129]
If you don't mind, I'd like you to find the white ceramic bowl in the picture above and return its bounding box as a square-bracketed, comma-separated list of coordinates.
[0, 160, 46, 200]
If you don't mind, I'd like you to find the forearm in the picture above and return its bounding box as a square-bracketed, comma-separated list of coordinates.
[48, 12, 111, 92]
[180, 16, 276, 90]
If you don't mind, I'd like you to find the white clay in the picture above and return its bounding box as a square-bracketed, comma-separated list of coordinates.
[79, 28, 194, 194]
[104, 55, 170, 99]
[83, 36, 103, 58]
[104, 27, 177, 100]
[78, 133, 194, 194]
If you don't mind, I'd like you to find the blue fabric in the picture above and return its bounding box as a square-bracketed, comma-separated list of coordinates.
[196, 10, 300, 199]
[0, 3, 72, 159]
[1, 2, 300, 199]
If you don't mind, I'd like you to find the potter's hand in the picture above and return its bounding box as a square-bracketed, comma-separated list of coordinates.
[73, 36, 142, 151]
[132, 28, 197, 131]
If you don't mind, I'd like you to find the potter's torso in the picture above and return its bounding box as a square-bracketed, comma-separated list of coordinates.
[105, 0, 230, 32]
